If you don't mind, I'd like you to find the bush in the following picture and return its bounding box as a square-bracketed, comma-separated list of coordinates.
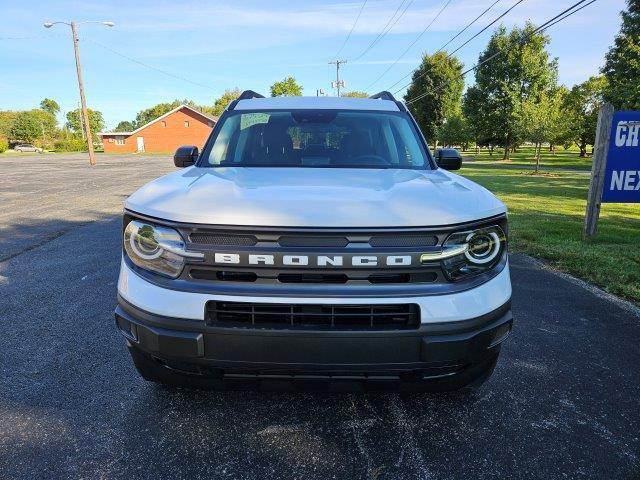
[0, 137, 7, 153]
[54, 137, 87, 152]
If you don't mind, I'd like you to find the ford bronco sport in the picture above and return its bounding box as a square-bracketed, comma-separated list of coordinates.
[115, 91, 513, 391]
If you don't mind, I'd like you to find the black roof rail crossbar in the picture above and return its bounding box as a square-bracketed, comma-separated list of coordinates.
[369, 91, 397, 101]
[369, 91, 407, 112]
[227, 90, 265, 111]
[238, 90, 265, 100]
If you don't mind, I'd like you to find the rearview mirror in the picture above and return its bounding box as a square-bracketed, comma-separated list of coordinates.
[174, 145, 199, 168]
[436, 149, 462, 170]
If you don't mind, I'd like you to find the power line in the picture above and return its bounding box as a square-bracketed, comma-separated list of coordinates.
[390, 0, 526, 94]
[436, 0, 502, 53]
[446, 0, 525, 57]
[365, 0, 454, 90]
[84, 38, 216, 91]
[538, 0, 596, 30]
[404, 0, 597, 105]
[334, 0, 368, 58]
[351, 0, 415, 62]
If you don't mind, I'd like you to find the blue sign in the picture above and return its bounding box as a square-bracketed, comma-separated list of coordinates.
[602, 111, 640, 203]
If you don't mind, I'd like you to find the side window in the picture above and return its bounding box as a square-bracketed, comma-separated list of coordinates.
[389, 116, 423, 166]
[184, 121, 189, 128]
[209, 115, 240, 164]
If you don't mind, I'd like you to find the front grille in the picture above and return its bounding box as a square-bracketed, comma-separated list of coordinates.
[206, 301, 420, 330]
[188, 267, 441, 284]
[277, 273, 349, 284]
[179, 226, 465, 287]
[369, 235, 437, 247]
[278, 236, 349, 247]
[189, 233, 257, 246]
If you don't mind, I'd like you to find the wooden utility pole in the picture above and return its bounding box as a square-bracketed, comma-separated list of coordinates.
[583, 103, 614, 239]
[70, 22, 96, 166]
[329, 59, 346, 97]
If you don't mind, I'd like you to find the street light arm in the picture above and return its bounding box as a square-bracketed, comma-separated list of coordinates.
[76, 20, 115, 26]
[44, 20, 114, 28]
[44, 21, 71, 28]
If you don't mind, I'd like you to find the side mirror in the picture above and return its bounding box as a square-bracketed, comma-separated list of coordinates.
[174, 145, 199, 168]
[436, 149, 462, 170]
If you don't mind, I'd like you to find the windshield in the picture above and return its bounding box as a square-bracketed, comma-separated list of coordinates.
[201, 110, 431, 169]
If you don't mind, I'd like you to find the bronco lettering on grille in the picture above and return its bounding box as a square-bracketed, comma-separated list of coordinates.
[212, 253, 414, 268]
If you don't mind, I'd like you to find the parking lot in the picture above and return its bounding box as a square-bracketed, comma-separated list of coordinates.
[1, 153, 639, 479]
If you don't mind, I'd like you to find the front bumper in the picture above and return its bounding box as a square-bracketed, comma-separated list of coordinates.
[115, 295, 512, 380]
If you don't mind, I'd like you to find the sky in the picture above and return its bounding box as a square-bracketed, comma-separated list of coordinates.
[0, 0, 626, 128]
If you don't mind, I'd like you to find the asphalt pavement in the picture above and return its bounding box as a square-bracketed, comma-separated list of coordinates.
[1, 154, 639, 479]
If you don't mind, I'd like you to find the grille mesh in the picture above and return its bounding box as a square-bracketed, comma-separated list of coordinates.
[278, 236, 349, 247]
[207, 301, 420, 330]
[189, 233, 257, 246]
[369, 235, 438, 247]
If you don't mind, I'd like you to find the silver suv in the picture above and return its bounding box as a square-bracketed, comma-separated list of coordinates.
[115, 91, 513, 392]
[14, 144, 43, 153]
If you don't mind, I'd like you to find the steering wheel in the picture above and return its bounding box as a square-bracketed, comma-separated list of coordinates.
[348, 154, 388, 165]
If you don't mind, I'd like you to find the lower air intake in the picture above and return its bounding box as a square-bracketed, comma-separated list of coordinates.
[206, 301, 420, 330]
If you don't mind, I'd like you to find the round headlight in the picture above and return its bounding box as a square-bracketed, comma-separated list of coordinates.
[465, 231, 501, 264]
[129, 224, 163, 260]
[441, 224, 506, 281]
[123, 220, 187, 278]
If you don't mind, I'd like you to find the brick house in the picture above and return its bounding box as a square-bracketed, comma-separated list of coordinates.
[99, 105, 217, 154]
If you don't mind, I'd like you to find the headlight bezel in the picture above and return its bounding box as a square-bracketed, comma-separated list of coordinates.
[123, 217, 203, 279]
[440, 223, 507, 282]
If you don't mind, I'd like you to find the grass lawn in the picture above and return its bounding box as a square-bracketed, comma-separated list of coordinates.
[465, 145, 594, 171]
[461, 163, 640, 304]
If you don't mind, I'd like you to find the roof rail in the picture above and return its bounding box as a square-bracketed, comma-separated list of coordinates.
[369, 91, 407, 112]
[227, 90, 265, 111]
[369, 91, 397, 101]
[238, 90, 265, 100]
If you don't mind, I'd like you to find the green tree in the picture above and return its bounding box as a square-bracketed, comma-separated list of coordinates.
[463, 86, 501, 154]
[133, 99, 203, 127]
[14, 110, 57, 144]
[521, 92, 558, 171]
[602, 0, 640, 109]
[11, 109, 57, 144]
[135, 100, 179, 127]
[547, 86, 571, 153]
[342, 91, 369, 98]
[564, 75, 608, 157]
[404, 51, 464, 149]
[471, 24, 557, 159]
[0, 111, 19, 138]
[438, 114, 473, 151]
[65, 109, 105, 140]
[270, 76, 303, 97]
[40, 98, 60, 115]
[114, 120, 135, 132]
[210, 89, 242, 116]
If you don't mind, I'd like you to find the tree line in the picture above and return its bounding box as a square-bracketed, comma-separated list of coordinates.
[0, 76, 302, 152]
[110, 78, 368, 133]
[405, 0, 639, 170]
[0, 98, 105, 152]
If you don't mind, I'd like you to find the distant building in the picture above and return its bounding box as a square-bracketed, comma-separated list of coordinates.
[99, 105, 217, 154]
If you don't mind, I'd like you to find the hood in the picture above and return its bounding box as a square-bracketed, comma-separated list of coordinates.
[125, 167, 506, 228]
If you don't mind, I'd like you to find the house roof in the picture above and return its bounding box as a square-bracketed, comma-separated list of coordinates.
[98, 104, 218, 137]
